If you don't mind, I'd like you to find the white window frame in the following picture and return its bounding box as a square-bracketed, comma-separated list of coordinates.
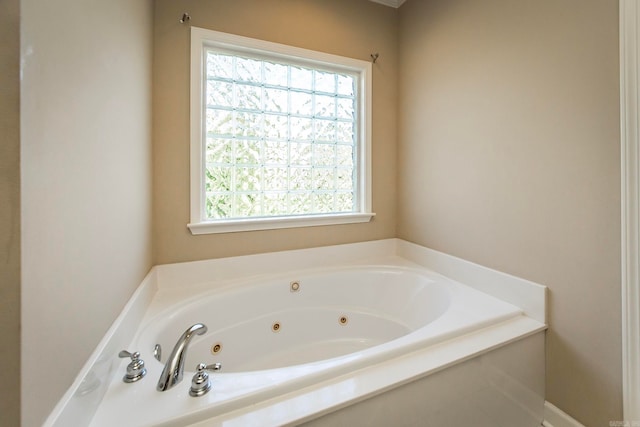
[188, 27, 374, 235]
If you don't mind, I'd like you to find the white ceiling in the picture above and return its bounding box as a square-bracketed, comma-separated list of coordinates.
[368, 0, 406, 8]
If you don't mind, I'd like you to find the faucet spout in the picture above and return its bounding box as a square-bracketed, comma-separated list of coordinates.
[157, 323, 208, 391]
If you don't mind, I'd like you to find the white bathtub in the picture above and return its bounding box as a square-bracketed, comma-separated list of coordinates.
[47, 239, 547, 427]
[143, 265, 509, 375]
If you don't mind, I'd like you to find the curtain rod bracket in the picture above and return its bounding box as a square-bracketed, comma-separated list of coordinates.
[370, 53, 379, 63]
[180, 13, 191, 24]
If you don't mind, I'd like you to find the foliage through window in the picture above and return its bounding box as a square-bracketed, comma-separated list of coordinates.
[189, 28, 373, 234]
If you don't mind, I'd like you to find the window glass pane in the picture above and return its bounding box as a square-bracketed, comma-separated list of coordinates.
[337, 145, 354, 167]
[290, 143, 312, 166]
[236, 193, 262, 216]
[207, 53, 233, 79]
[264, 62, 288, 87]
[315, 71, 336, 93]
[290, 167, 312, 190]
[236, 167, 262, 191]
[289, 193, 312, 215]
[290, 117, 313, 141]
[313, 193, 335, 213]
[337, 74, 355, 96]
[336, 192, 354, 212]
[290, 66, 313, 90]
[264, 141, 288, 165]
[235, 57, 262, 83]
[336, 121, 354, 143]
[235, 140, 261, 165]
[337, 168, 353, 190]
[337, 98, 355, 120]
[206, 138, 233, 164]
[315, 94, 336, 118]
[235, 84, 261, 111]
[207, 80, 233, 107]
[264, 167, 288, 190]
[206, 109, 234, 136]
[313, 168, 335, 190]
[264, 114, 288, 139]
[206, 194, 233, 219]
[314, 119, 336, 142]
[264, 88, 288, 113]
[264, 192, 288, 215]
[235, 112, 262, 137]
[313, 143, 336, 167]
[205, 166, 232, 192]
[291, 91, 313, 116]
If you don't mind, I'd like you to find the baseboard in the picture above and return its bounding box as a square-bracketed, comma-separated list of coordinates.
[542, 402, 586, 427]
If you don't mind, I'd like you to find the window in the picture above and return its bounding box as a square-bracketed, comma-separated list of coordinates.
[189, 27, 374, 234]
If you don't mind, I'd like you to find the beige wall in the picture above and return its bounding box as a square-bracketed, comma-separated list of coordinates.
[398, 0, 621, 426]
[0, 0, 21, 425]
[20, 0, 154, 425]
[153, 0, 398, 264]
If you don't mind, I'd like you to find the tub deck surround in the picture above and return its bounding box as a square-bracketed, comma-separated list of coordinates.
[44, 239, 547, 427]
[395, 240, 546, 324]
[43, 270, 159, 427]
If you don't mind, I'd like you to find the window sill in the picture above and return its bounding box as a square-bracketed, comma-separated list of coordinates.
[188, 212, 375, 235]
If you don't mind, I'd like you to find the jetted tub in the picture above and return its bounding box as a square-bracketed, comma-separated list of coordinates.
[47, 240, 546, 427]
[148, 266, 457, 374]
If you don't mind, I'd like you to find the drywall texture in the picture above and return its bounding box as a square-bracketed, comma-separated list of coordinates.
[153, 0, 398, 264]
[398, 0, 621, 426]
[0, 0, 21, 425]
[20, 0, 154, 425]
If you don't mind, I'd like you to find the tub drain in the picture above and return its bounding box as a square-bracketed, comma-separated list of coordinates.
[339, 316, 348, 325]
[272, 322, 281, 332]
[211, 343, 222, 354]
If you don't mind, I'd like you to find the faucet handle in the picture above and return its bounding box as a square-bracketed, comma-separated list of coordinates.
[118, 350, 139, 359]
[189, 362, 222, 397]
[118, 350, 147, 383]
[201, 362, 222, 372]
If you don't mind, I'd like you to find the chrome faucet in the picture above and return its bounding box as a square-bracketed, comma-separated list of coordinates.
[157, 323, 208, 392]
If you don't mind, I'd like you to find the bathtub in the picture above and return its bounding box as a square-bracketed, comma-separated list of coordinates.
[143, 265, 516, 374]
[47, 239, 546, 427]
